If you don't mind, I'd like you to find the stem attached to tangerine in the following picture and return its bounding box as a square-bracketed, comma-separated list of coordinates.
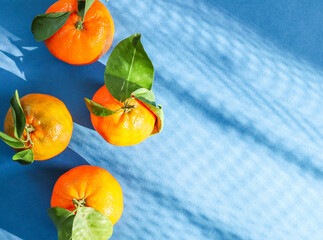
[23, 125, 35, 149]
[26, 124, 35, 133]
[73, 198, 86, 209]
[120, 97, 137, 113]
[75, 20, 84, 30]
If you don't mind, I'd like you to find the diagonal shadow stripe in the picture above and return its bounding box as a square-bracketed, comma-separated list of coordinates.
[156, 74, 323, 179]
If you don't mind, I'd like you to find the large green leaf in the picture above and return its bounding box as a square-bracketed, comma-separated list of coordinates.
[10, 90, 26, 139]
[0, 131, 24, 149]
[48, 207, 75, 240]
[84, 98, 119, 117]
[132, 89, 164, 134]
[31, 12, 73, 42]
[105, 33, 154, 102]
[72, 207, 113, 240]
[12, 148, 34, 165]
[77, 0, 95, 19]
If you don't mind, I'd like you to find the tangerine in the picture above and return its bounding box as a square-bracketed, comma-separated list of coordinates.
[44, 0, 114, 65]
[90, 85, 156, 146]
[3, 94, 73, 160]
[51, 165, 123, 225]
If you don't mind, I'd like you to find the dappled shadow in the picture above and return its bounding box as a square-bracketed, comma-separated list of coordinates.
[1, 0, 323, 239]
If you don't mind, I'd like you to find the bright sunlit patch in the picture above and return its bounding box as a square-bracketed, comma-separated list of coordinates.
[0, 26, 25, 80]
[0, 26, 38, 81]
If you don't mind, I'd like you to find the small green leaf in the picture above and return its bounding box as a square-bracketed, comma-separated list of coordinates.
[105, 33, 154, 102]
[84, 98, 119, 117]
[48, 207, 75, 240]
[31, 12, 73, 42]
[131, 88, 156, 106]
[132, 89, 164, 134]
[10, 90, 26, 139]
[0, 131, 25, 148]
[12, 148, 34, 165]
[78, 0, 95, 19]
[72, 207, 113, 240]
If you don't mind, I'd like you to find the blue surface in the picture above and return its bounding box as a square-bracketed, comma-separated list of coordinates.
[1, 0, 323, 239]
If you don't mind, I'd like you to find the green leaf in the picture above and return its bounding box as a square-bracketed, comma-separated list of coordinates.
[132, 89, 164, 134]
[131, 88, 156, 106]
[78, 0, 95, 19]
[84, 98, 119, 117]
[12, 148, 34, 165]
[0, 131, 25, 149]
[31, 12, 73, 42]
[48, 207, 75, 240]
[10, 90, 26, 139]
[105, 33, 154, 102]
[143, 103, 164, 135]
[72, 207, 113, 240]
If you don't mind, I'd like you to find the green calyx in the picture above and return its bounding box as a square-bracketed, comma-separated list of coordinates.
[73, 198, 86, 208]
[23, 125, 35, 149]
[121, 97, 137, 113]
[26, 124, 35, 134]
[0, 90, 34, 165]
[75, 20, 84, 30]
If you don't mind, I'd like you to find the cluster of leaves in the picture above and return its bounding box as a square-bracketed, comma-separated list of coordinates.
[85, 33, 164, 134]
[48, 199, 113, 240]
[31, 0, 95, 41]
[0, 90, 34, 165]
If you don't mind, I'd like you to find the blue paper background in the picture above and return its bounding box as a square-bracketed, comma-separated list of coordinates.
[1, 0, 323, 239]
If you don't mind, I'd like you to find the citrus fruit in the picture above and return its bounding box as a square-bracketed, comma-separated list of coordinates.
[3, 94, 73, 161]
[44, 0, 114, 65]
[51, 165, 123, 225]
[90, 85, 156, 146]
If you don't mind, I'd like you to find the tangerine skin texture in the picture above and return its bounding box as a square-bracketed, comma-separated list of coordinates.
[44, 0, 114, 65]
[51, 165, 123, 225]
[91, 85, 156, 146]
[3, 94, 73, 161]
